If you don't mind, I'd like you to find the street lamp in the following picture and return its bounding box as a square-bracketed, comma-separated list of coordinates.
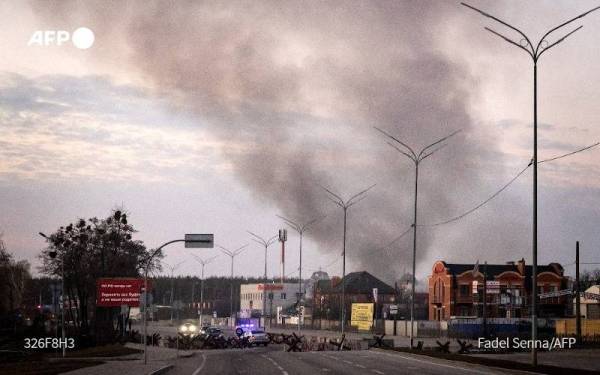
[162, 260, 185, 323]
[217, 244, 249, 321]
[191, 254, 219, 326]
[461, 2, 600, 365]
[276, 214, 323, 332]
[321, 184, 375, 334]
[39, 232, 66, 358]
[375, 127, 460, 348]
[247, 231, 277, 327]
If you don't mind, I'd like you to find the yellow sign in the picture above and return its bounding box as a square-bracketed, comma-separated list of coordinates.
[350, 303, 374, 331]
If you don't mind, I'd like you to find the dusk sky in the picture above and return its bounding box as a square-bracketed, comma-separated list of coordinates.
[1, 0, 599, 286]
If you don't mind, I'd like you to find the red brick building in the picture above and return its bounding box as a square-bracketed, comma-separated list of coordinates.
[428, 259, 569, 321]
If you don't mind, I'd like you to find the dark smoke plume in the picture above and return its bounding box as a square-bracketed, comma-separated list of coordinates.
[31, 1, 530, 282]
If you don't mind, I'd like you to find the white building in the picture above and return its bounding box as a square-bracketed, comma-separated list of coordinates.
[574, 285, 600, 319]
[240, 283, 298, 317]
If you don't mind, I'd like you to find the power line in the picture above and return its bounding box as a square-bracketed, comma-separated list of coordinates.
[419, 143, 599, 227]
[420, 163, 529, 227]
[538, 142, 599, 164]
[368, 227, 413, 254]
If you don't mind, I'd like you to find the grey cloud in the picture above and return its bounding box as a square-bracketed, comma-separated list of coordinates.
[28, 0, 539, 281]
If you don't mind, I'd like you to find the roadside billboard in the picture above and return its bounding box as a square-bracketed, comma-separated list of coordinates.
[350, 303, 374, 331]
[96, 278, 149, 307]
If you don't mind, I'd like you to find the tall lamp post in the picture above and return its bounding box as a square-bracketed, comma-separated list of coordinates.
[321, 184, 375, 334]
[217, 244, 249, 321]
[276, 214, 323, 332]
[461, 2, 600, 365]
[191, 254, 219, 326]
[247, 231, 278, 327]
[375, 127, 460, 348]
[162, 260, 185, 323]
[39, 232, 66, 358]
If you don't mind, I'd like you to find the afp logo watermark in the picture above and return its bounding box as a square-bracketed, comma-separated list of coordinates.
[28, 27, 95, 49]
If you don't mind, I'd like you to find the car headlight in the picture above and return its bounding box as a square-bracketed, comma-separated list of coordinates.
[188, 325, 197, 332]
[180, 325, 188, 332]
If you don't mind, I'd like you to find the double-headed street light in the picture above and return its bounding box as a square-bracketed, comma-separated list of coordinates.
[191, 254, 219, 326]
[375, 127, 460, 349]
[217, 244, 249, 320]
[462, 2, 600, 365]
[162, 260, 185, 323]
[276, 215, 323, 332]
[321, 184, 375, 334]
[247, 231, 278, 327]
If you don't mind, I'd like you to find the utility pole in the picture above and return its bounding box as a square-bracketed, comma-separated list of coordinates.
[576, 241, 582, 343]
[462, 2, 600, 365]
[162, 260, 184, 323]
[191, 254, 219, 326]
[278, 229, 287, 283]
[321, 184, 375, 334]
[483, 262, 488, 338]
[247, 231, 278, 327]
[191, 281, 196, 307]
[375, 127, 460, 348]
[218, 244, 249, 322]
[277, 215, 323, 332]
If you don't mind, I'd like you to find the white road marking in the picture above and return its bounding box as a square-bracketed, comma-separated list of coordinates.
[371, 370, 385, 375]
[356, 364, 366, 369]
[261, 354, 289, 375]
[191, 353, 207, 375]
[370, 350, 498, 375]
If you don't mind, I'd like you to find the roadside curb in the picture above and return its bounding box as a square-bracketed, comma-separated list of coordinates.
[373, 347, 599, 375]
[48, 357, 114, 362]
[148, 364, 174, 375]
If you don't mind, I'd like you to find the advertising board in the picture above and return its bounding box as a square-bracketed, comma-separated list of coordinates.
[96, 278, 148, 307]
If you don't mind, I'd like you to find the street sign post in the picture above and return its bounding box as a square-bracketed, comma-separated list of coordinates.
[350, 303, 374, 331]
[139, 291, 153, 307]
[184, 234, 214, 248]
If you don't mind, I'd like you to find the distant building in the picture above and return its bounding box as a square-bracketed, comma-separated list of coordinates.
[240, 283, 297, 317]
[304, 270, 330, 299]
[314, 271, 395, 320]
[574, 285, 600, 319]
[428, 259, 569, 321]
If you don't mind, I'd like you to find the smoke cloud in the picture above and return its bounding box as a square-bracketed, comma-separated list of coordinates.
[30, 1, 531, 282]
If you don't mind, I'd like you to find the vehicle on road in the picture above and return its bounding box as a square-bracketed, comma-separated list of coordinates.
[243, 329, 269, 346]
[179, 322, 198, 337]
[201, 326, 224, 339]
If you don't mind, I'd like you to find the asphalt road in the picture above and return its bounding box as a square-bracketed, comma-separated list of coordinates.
[169, 346, 523, 375]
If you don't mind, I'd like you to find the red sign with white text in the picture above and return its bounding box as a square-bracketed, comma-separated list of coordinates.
[258, 284, 284, 291]
[96, 278, 149, 307]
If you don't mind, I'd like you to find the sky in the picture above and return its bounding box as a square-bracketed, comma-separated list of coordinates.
[1, 0, 599, 287]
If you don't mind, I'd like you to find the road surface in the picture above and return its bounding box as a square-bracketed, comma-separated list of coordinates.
[169, 345, 524, 375]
